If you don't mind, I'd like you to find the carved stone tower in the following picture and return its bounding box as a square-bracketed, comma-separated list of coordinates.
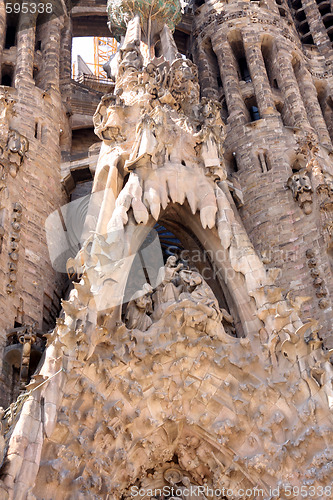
[0, 1, 333, 499]
[0, 2, 69, 404]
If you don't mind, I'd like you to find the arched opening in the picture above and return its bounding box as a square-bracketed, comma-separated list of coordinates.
[71, 127, 101, 157]
[33, 14, 45, 88]
[275, 101, 290, 126]
[228, 31, 251, 83]
[245, 96, 260, 122]
[4, 15, 17, 49]
[123, 204, 246, 338]
[1, 65, 14, 87]
[226, 151, 239, 176]
[261, 37, 275, 87]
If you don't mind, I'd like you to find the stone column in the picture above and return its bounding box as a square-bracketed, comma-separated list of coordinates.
[42, 17, 63, 90]
[243, 41, 276, 117]
[295, 63, 332, 147]
[194, 41, 220, 101]
[59, 17, 72, 156]
[14, 10, 37, 86]
[59, 16, 72, 86]
[0, 0, 6, 80]
[212, 37, 247, 125]
[275, 47, 309, 129]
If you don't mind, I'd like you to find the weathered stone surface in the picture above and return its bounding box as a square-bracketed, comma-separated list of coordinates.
[0, 1, 332, 499]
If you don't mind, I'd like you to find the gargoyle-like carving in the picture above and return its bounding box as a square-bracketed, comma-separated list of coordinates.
[287, 169, 313, 214]
[118, 40, 143, 76]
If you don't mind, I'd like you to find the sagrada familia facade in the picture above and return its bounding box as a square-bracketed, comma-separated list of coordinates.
[0, 0, 332, 498]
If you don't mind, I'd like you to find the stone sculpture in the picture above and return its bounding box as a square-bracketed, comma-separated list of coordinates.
[287, 168, 313, 214]
[1, 1, 333, 499]
[0, 94, 28, 190]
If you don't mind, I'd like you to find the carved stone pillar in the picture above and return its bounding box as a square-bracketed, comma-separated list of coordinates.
[243, 41, 276, 117]
[194, 43, 220, 101]
[14, 10, 37, 85]
[212, 38, 247, 125]
[294, 63, 332, 148]
[275, 47, 309, 129]
[59, 16, 72, 86]
[42, 17, 63, 90]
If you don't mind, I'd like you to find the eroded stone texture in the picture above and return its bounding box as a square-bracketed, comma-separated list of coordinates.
[0, 1, 332, 499]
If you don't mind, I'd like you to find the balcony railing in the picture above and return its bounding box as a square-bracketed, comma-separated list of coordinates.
[75, 73, 115, 90]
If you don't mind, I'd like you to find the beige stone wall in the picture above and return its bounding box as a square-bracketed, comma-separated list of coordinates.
[0, 12, 69, 406]
[193, 0, 333, 344]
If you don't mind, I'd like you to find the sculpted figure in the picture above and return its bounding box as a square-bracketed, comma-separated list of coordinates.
[93, 95, 126, 143]
[167, 59, 200, 112]
[179, 269, 220, 320]
[197, 99, 226, 181]
[287, 169, 313, 214]
[125, 113, 158, 170]
[125, 284, 153, 331]
[163, 468, 208, 500]
[6, 129, 29, 177]
[153, 256, 183, 308]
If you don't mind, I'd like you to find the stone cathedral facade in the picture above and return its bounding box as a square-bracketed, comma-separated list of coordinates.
[0, 0, 332, 498]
